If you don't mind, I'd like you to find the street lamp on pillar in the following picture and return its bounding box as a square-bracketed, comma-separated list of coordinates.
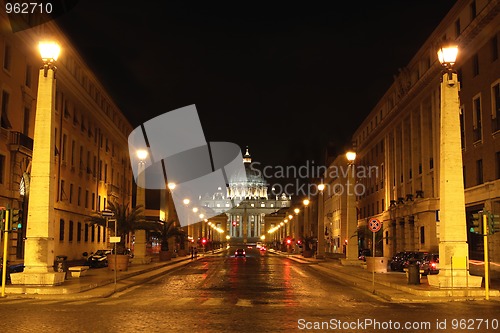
[428, 42, 482, 288]
[342, 151, 359, 265]
[10, 41, 64, 286]
[133, 149, 151, 264]
[316, 183, 326, 259]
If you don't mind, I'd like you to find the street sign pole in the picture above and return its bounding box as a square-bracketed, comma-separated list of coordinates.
[483, 213, 489, 300]
[1, 208, 10, 297]
[368, 218, 382, 294]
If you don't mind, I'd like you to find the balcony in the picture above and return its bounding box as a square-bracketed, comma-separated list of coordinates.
[107, 183, 120, 198]
[9, 131, 34, 155]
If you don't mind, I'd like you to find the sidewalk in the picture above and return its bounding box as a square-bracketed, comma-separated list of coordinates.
[268, 250, 500, 303]
[1, 250, 221, 300]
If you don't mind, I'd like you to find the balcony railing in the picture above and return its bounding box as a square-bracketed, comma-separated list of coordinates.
[9, 131, 33, 152]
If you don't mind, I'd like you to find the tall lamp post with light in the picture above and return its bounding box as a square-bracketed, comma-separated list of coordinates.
[342, 151, 360, 265]
[132, 149, 151, 264]
[428, 43, 482, 288]
[10, 42, 65, 286]
[316, 183, 326, 259]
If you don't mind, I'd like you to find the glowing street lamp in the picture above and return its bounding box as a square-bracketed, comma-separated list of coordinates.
[428, 43, 482, 289]
[10, 42, 64, 286]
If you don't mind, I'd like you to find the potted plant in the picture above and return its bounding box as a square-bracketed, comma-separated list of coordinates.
[157, 220, 175, 261]
[86, 201, 157, 270]
[302, 236, 316, 258]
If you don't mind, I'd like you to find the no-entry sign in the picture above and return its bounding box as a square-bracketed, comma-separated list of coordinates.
[368, 218, 382, 232]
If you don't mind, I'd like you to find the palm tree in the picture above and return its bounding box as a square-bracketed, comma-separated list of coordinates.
[86, 201, 158, 254]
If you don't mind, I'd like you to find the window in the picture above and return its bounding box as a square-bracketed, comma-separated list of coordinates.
[460, 107, 465, 148]
[23, 107, 30, 135]
[464, 166, 467, 188]
[98, 195, 101, 211]
[92, 192, 95, 210]
[0, 154, 4, 184]
[1, 91, 12, 128]
[25, 64, 32, 87]
[84, 223, 89, 242]
[62, 134, 67, 162]
[60, 180, 65, 201]
[79, 146, 84, 170]
[493, 83, 500, 132]
[477, 159, 484, 185]
[77, 222, 82, 242]
[455, 19, 461, 38]
[470, 0, 477, 20]
[69, 220, 74, 242]
[420, 227, 425, 244]
[69, 183, 73, 204]
[71, 140, 75, 167]
[59, 219, 65, 241]
[496, 152, 500, 180]
[78, 187, 81, 206]
[3, 43, 11, 71]
[104, 164, 108, 183]
[85, 190, 89, 209]
[472, 54, 479, 77]
[99, 160, 102, 180]
[91, 224, 95, 242]
[97, 225, 101, 242]
[473, 96, 482, 142]
[492, 36, 498, 62]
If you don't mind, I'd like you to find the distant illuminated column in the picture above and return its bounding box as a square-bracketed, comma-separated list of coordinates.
[342, 151, 360, 265]
[132, 149, 151, 264]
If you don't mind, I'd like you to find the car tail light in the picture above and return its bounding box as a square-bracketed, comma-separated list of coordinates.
[431, 263, 437, 268]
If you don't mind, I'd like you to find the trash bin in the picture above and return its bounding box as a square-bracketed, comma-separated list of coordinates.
[55, 255, 68, 279]
[407, 263, 420, 285]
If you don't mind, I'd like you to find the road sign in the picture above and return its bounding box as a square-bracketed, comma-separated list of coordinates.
[368, 218, 382, 233]
[102, 209, 114, 217]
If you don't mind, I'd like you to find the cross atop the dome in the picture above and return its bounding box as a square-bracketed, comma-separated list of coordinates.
[243, 146, 251, 164]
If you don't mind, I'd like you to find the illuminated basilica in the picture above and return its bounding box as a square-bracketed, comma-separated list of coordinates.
[201, 147, 290, 242]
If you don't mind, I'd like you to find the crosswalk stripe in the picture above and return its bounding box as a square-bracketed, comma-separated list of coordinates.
[202, 298, 224, 306]
[34, 300, 61, 305]
[0, 299, 33, 305]
[97, 299, 129, 306]
[170, 297, 194, 306]
[236, 299, 252, 307]
[65, 300, 97, 305]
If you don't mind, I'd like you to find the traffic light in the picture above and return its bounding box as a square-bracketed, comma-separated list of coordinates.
[10, 208, 22, 231]
[232, 221, 237, 226]
[470, 212, 483, 234]
[286, 238, 292, 245]
[201, 238, 207, 245]
[488, 213, 500, 234]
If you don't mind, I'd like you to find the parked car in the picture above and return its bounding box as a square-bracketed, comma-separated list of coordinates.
[358, 249, 371, 261]
[86, 249, 112, 268]
[0, 260, 24, 282]
[420, 253, 439, 275]
[390, 251, 417, 272]
[402, 251, 428, 270]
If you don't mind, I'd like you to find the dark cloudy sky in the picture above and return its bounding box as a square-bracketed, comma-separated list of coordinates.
[51, 0, 457, 170]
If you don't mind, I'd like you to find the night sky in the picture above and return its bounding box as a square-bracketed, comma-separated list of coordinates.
[50, 0, 457, 172]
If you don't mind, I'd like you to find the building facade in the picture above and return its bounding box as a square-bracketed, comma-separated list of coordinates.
[0, 9, 133, 261]
[349, 0, 499, 262]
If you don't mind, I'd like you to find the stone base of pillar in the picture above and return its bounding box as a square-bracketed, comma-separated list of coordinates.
[10, 271, 66, 286]
[340, 258, 364, 266]
[130, 256, 152, 264]
[428, 272, 483, 288]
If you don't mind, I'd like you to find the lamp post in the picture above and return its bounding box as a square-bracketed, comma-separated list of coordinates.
[10, 42, 65, 286]
[132, 149, 151, 264]
[293, 208, 300, 252]
[342, 151, 360, 265]
[428, 43, 482, 288]
[316, 183, 326, 259]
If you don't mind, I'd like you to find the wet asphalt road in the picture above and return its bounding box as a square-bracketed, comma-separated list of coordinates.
[0, 247, 498, 333]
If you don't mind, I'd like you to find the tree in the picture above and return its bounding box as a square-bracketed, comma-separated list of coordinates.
[85, 201, 158, 254]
